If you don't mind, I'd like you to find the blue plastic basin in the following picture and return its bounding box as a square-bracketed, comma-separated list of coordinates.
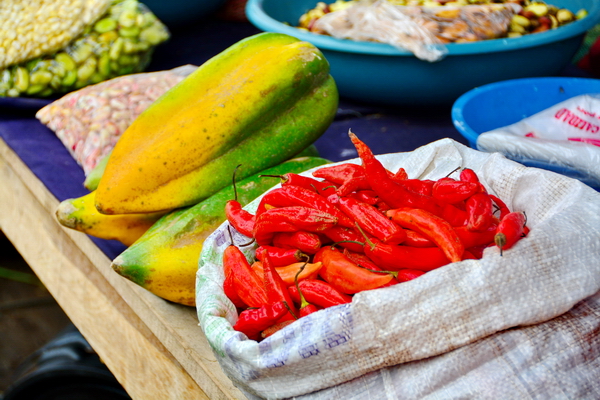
[452, 76, 600, 189]
[246, 0, 600, 106]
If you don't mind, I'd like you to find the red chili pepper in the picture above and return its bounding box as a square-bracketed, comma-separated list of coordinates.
[225, 200, 255, 237]
[349, 131, 441, 216]
[312, 163, 371, 197]
[292, 263, 320, 318]
[315, 246, 393, 294]
[489, 194, 510, 220]
[460, 168, 487, 193]
[223, 254, 247, 308]
[459, 168, 479, 183]
[288, 278, 353, 308]
[321, 226, 365, 253]
[396, 269, 426, 282]
[348, 190, 379, 206]
[272, 231, 322, 254]
[255, 245, 307, 267]
[253, 206, 338, 246]
[343, 249, 399, 286]
[432, 178, 479, 204]
[363, 238, 450, 272]
[255, 188, 290, 217]
[251, 261, 322, 287]
[233, 301, 288, 341]
[403, 229, 436, 248]
[390, 167, 408, 182]
[387, 208, 464, 263]
[257, 247, 298, 319]
[375, 200, 392, 213]
[466, 245, 493, 259]
[494, 211, 527, 255]
[396, 179, 435, 197]
[454, 221, 498, 249]
[466, 193, 494, 232]
[338, 196, 407, 245]
[441, 202, 468, 227]
[260, 320, 295, 339]
[223, 245, 268, 308]
[272, 173, 340, 198]
[279, 173, 324, 191]
[279, 185, 355, 228]
[461, 249, 477, 260]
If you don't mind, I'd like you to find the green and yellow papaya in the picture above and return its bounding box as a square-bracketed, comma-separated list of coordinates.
[111, 156, 329, 306]
[95, 32, 338, 215]
[83, 145, 320, 192]
[56, 191, 167, 246]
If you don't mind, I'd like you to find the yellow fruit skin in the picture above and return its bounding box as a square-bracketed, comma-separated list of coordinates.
[95, 32, 337, 214]
[55, 191, 166, 246]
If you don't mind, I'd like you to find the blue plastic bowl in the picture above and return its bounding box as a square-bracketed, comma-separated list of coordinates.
[246, 0, 600, 106]
[452, 76, 600, 189]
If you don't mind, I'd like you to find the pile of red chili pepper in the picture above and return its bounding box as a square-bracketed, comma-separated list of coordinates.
[223, 131, 528, 341]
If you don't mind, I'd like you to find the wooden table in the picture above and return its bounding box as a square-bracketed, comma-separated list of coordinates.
[0, 136, 247, 399]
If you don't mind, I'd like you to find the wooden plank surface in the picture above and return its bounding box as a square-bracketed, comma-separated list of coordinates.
[0, 137, 247, 400]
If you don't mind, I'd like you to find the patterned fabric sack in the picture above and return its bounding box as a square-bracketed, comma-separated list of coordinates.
[196, 138, 600, 399]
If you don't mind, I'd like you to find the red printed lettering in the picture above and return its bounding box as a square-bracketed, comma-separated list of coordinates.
[554, 108, 571, 121]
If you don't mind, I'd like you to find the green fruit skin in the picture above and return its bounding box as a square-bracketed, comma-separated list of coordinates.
[84, 151, 112, 191]
[111, 156, 330, 287]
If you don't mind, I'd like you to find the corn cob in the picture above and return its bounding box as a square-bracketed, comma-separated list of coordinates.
[0, 0, 111, 70]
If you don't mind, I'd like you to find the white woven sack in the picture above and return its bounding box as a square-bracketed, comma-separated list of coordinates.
[196, 138, 600, 399]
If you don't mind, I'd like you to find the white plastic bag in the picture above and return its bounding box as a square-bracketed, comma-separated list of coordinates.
[476, 94, 600, 189]
[312, 0, 518, 61]
[196, 138, 600, 399]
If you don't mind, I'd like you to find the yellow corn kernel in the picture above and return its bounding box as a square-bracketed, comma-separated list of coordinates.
[0, 0, 111, 69]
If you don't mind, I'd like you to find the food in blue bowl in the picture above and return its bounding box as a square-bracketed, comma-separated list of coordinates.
[451, 76, 600, 190]
[246, 0, 600, 106]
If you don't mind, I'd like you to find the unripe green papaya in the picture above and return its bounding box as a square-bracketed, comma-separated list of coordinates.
[95, 32, 338, 215]
[111, 156, 329, 306]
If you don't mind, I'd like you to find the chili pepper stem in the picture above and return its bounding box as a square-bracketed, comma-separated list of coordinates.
[231, 164, 243, 201]
[354, 223, 375, 250]
[446, 166, 461, 178]
[358, 265, 398, 278]
[331, 240, 365, 247]
[283, 301, 298, 320]
[294, 262, 311, 309]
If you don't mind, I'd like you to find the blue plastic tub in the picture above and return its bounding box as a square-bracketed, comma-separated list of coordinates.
[246, 0, 600, 106]
[452, 76, 600, 189]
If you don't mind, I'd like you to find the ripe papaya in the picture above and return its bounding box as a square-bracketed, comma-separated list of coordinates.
[82, 145, 320, 192]
[95, 32, 338, 215]
[56, 191, 167, 246]
[111, 156, 329, 306]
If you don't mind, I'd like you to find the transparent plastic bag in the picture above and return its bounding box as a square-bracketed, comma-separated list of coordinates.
[0, 0, 170, 98]
[36, 65, 196, 175]
[476, 94, 600, 189]
[313, 0, 519, 61]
